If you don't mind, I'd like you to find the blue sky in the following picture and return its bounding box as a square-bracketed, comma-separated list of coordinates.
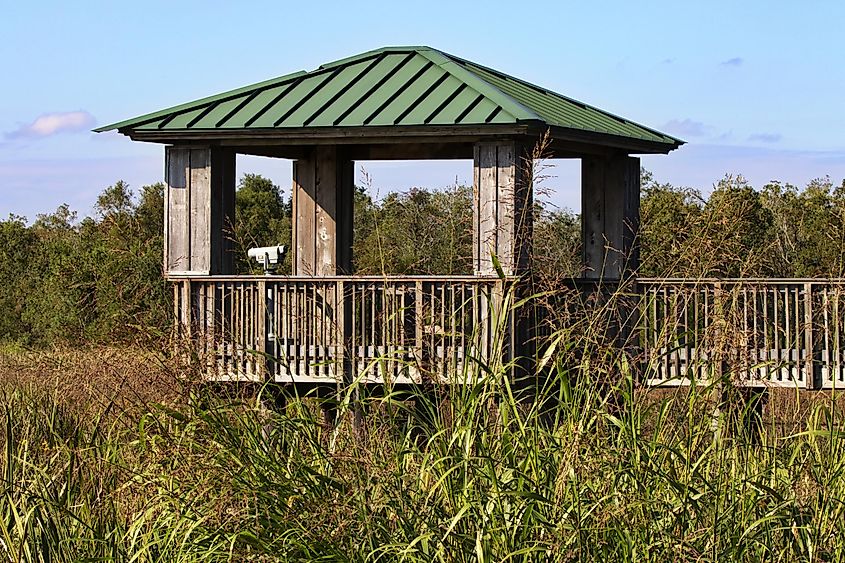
[3, 0, 844, 220]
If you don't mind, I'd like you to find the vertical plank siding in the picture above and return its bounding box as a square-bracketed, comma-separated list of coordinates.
[164, 146, 236, 276]
[581, 155, 641, 279]
[472, 141, 530, 276]
[292, 146, 354, 276]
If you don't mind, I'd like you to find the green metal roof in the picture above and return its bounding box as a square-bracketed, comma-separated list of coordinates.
[97, 46, 682, 150]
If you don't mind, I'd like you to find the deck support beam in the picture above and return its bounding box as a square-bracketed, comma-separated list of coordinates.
[581, 154, 640, 279]
[164, 146, 236, 275]
[292, 146, 354, 276]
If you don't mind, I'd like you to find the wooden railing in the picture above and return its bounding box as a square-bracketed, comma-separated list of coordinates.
[639, 279, 845, 388]
[173, 276, 511, 384]
[173, 276, 845, 389]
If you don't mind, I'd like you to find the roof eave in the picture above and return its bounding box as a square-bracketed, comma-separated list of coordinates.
[118, 122, 537, 144]
[546, 125, 684, 155]
[117, 122, 682, 155]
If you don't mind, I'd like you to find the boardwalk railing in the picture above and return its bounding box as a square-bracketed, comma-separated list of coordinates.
[173, 276, 845, 389]
[639, 279, 845, 388]
[173, 276, 510, 384]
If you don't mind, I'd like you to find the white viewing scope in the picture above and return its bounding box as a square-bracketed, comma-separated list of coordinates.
[247, 245, 286, 273]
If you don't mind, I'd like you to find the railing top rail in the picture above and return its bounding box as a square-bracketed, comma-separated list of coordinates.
[167, 274, 514, 283]
[168, 274, 845, 286]
[639, 277, 845, 285]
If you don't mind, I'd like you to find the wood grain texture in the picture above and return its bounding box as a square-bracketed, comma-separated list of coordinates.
[581, 156, 606, 279]
[315, 146, 337, 276]
[292, 146, 353, 276]
[472, 141, 531, 276]
[623, 157, 641, 274]
[472, 144, 481, 274]
[165, 147, 191, 273]
[189, 148, 211, 273]
[496, 143, 515, 274]
[211, 148, 236, 274]
[581, 154, 639, 279]
[514, 144, 533, 274]
[165, 146, 236, 276]
[293, 156, 316, 275]
[477, 143, 498, 274]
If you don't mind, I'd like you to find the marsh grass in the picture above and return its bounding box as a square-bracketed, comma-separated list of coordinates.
[2, 295, 845, 562]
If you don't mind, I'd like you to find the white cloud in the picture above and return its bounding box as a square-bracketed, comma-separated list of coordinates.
[661, 118, 709, 137]
[720, 57, 744, 67]
[6, 111, 97, 140]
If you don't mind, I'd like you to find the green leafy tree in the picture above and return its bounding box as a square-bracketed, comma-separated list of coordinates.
[234, 174, 291, 273]
[0, 215, 37, 341]
[762, 177, 845, 277]
[693, 175, 773, 276]
[353, 186, 472, 275]
[533, 207, 581, 280]
[639, 170, 704, 276]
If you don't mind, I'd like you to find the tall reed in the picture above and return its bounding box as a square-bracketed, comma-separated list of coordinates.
[1, 285, 844, 562]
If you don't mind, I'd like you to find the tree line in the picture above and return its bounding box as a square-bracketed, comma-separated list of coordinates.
[1, 170, 843, 345]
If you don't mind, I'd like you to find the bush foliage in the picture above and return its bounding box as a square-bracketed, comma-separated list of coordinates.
[2, 170, 844, 345]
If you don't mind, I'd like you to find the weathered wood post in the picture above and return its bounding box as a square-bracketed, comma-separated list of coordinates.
[165, 146, 236, 369]
[581, 154, 640, 280]
[164, 146, 236, 276]
[580, 154, 641, 405]
[472, 141, 531, 277]
[292, 146, 354, 276]
[291, 145, 355, 426]
[472, 140, 533, 391]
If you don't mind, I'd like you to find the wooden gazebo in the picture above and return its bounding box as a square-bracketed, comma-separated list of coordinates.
[97, 46, 682, 384]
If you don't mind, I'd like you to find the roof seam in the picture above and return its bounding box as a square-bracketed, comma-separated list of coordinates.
[424, 83, 467, 124]
[453, 93, 485, 124]
[274, 67, 345, 127]
[216, 91, 260, 128]
[243, 78, 305, 127]
[333, 51, 417, 126]
[460, 58, 680, 143]
[393, 72, 450, 125]
[304, 53, 387, 127]
[414, 49, 531, 123]
[95, 45, 683, 149]
[362, 60, 434, 125]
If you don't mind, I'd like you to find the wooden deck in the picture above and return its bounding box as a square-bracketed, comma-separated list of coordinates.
[172, 276, 845, 389]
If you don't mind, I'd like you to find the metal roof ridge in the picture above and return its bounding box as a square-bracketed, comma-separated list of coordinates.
[93, 45, 682, 151]
[414, 48, 541, 124]
[316, 46, 430, 70]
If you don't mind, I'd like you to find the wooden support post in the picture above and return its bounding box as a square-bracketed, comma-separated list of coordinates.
[164, 146, 236, 276]
[581, 154, 640, 280]
[292, 146, 354, 276]
[472, 141, 533, 388]
[472, 141, 532, 276]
